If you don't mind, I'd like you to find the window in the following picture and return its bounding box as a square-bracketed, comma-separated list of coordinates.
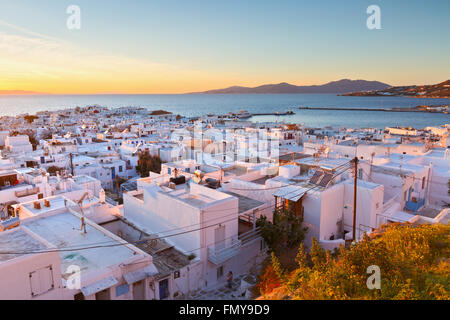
[29, 266, 54, 297]
[115, 284, 130, 297]
[422, 177, 425, 189]
[159, 279, 169, 300]
[119, 166, 123, 173]
[217, 266, 224, 279]
[95, 288, 111, 300]
[358, 169, 363, 180]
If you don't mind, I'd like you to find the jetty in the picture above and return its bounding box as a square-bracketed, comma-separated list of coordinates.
[251, 112, 294, 116]
[298, 106, 448, 114]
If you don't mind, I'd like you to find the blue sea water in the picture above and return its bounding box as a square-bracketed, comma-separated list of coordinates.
[0, 94, 448, 129]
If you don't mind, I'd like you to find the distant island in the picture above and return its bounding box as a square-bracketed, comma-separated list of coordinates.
[189, 79, 390, 94]
[342, 80, 450, 98]
[0, 90, 49, 95]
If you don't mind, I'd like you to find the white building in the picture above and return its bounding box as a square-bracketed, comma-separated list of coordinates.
[5, 135, 33, 154]
[123, 180, 266, 290]
[5, 196, 159, 300]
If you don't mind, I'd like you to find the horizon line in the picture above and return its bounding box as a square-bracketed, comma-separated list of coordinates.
[1, 78, 448, 96]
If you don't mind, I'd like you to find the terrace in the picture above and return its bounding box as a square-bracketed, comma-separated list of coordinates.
[0, 228, 48, 263]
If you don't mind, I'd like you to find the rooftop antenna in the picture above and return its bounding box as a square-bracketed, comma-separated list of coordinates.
[77, 192, 89, 234]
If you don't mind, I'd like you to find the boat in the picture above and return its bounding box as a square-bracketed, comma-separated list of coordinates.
[236, 110, 252, 119]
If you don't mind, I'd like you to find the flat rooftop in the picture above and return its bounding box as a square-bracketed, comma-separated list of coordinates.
[167, 190, 217, 207]
[418, 206, 443, 219]
[375, 161, 424, 174]
[136, 239, 190, 279]
[73, 175, 98, 184]
[295, 157, 350, 170]
[279, 152, 310, 162]
[223, 191, 265, 214]
[0, 228, 47, 263]
[223, 166, 248, 176]
[22, 196, 69, 216]
[250, 176, 273, 185]
[22, 211, 140, 279]
[344, 179, 381, 190]
[426, 148, 447, 159]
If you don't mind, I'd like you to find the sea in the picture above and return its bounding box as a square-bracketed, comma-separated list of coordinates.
[0, 94, 448, 129]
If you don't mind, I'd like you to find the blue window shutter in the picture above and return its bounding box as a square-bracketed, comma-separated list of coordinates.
[116, 284, 130, 297]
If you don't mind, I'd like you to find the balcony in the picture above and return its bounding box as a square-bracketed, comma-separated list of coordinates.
[207, 227, 263, 265]
[207, 237, 241, 265]
[405, 198, 425, 213]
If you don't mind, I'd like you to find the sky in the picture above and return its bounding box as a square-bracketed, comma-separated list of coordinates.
[0, 0, 449, 94]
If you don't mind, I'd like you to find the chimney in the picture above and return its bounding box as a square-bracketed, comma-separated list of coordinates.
[33, 202, 41, 210]
[99, 189, 106, 203]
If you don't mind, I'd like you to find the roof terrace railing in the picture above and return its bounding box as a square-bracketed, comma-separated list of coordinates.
[207, 236, 241, 265]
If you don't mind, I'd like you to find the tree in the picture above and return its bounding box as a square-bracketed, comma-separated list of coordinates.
[257, 207, 308, 261]
[135, 151, 162, 177]
[257, 254, 283, 296]
[260, 223, 449, 300]
[47, 166, 64, 176]
[24, 115, 38, 124]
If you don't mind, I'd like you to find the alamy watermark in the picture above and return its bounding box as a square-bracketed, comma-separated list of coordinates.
[67, 5, 81, 30]
[66, 5, 380, 31]
[367, 5, 381, 30]
[366, 265, 381, 290]
[65, 264, 81, 290]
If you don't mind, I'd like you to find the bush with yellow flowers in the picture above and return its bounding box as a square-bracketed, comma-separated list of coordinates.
[260, 223, 449, 300]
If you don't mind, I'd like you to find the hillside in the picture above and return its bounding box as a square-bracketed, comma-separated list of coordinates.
[190, 79, 390, 94]
[343, 80, 450, 98]
[257, 223, 449, 300]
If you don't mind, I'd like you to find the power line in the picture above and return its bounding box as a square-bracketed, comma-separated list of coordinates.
[228, 160, 351, 192]
[0, 162, 353, 255]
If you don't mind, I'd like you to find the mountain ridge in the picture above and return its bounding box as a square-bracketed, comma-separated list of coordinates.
[189, 79, 391, 94]
[342, 80, 450, 98]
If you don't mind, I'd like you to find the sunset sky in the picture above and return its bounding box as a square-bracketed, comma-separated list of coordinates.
[0, 0, 449, 94]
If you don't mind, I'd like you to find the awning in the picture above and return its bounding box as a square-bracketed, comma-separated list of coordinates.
[273, 186, 306, 202]
[389, 211, 416, 223]
[81, 276, 118, 297]
[123, 264, 159, 284]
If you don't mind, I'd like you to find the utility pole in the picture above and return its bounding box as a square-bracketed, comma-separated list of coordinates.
[69, 153, 74, 176]
[352, 157, 358, 242]
[116, 175, 120, 202]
